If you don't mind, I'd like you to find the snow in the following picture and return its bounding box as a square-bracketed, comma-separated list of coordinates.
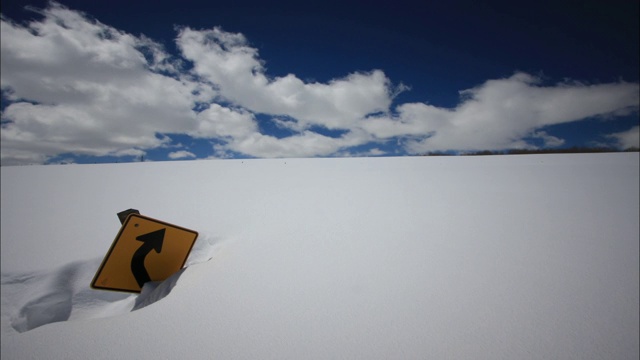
[1, 154, 638, 359]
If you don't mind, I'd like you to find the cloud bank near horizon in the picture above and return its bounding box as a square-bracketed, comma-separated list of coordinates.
[1, 2, 638, 165]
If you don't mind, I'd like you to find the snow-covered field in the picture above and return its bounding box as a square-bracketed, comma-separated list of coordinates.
[1, 154, 638, 359]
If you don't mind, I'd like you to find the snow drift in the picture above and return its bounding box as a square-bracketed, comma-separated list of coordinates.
[1, 154, 638, 359]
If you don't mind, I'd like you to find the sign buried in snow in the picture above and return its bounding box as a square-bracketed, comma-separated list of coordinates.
[91, 213, 198, 293]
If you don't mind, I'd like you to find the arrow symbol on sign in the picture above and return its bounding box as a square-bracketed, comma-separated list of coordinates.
[131, 228, 165, 288]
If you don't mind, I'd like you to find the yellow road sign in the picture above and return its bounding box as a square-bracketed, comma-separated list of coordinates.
[91, 213, 198, 293]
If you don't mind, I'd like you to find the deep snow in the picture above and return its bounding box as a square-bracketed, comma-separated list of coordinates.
[1, 154, 638, 359]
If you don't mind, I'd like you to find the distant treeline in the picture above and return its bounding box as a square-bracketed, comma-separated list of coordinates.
[424, 146, 640, 156]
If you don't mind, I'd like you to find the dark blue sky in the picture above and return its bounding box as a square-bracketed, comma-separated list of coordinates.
[1, 0, 638, 164]
[8, 1, 637, 83]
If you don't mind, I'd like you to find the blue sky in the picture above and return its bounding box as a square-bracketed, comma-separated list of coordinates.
[1, 0, 638, 165]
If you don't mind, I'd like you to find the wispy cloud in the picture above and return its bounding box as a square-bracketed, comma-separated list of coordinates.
[168, 150, 196, 159]
[608, 125, 640, 149]
[364, 73, 639, 154]
[1, 2, 638, 165]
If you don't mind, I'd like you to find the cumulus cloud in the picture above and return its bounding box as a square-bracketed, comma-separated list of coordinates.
[192, 104, 257, 139]
[363, 73, 639, 153]
[176, 26, 394, 130]
[0, 3, 217, 165]
[1, 3, 638, 165]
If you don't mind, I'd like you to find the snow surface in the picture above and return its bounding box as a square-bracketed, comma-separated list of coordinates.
[1, 154, 638, 359]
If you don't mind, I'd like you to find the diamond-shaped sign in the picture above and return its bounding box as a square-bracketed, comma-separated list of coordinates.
[91, 214, 198, 293]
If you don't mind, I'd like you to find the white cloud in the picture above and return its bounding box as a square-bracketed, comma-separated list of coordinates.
[168, 150, 196, 159]
[176, 27, 393, 130]
[530, 131, 565, 148]
[362, 73, 639, 153]
[0, 3, 212, 165]
[112, 148, 147, 157]
[192, 104, 257, 139]
[1, 3, 638, 165]
[335, 147, 387, 157]
[360, 103, 449, 138]
[227, 130, 369, 158]
[607, 126, 640, 149]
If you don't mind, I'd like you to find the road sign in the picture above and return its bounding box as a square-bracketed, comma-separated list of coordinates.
[91, 213, 198, 293]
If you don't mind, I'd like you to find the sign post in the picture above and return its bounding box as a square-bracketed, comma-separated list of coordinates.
[91, 213, 198, 293]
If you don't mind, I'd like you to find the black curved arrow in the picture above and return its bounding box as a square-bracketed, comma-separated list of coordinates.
[131, 228, 165, 288]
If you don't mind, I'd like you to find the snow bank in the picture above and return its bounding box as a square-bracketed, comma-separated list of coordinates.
[1, 154, 638, 359]
[1, 232, 221, 334]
